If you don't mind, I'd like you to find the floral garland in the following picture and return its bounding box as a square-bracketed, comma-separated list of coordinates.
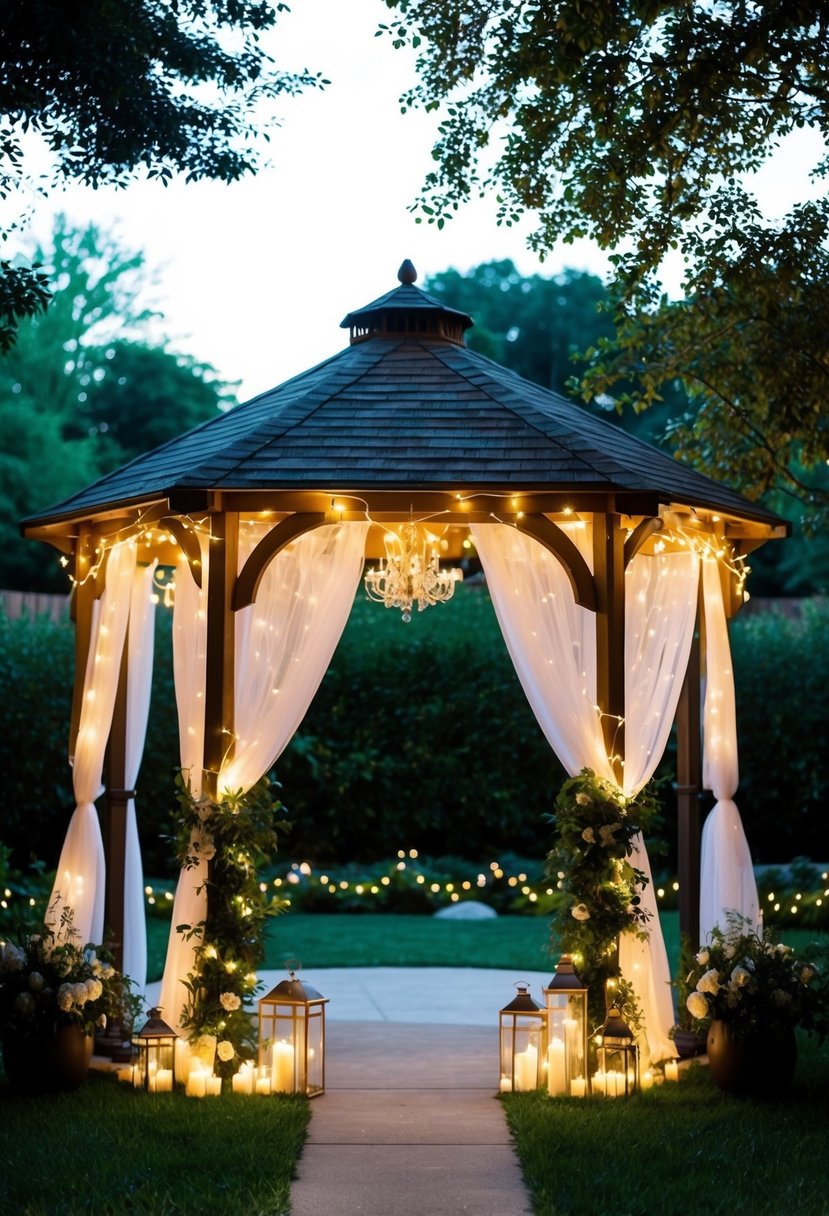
[544, 768, 660, 1031]
[173, 773, 289, 1079]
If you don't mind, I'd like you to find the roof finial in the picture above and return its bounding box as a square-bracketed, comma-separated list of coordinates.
[398, 259, 417, 285]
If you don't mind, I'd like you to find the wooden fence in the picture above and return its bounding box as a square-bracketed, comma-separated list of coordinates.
[0, 589, 71, 624]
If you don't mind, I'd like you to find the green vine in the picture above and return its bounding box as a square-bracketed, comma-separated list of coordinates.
[172, 773, 289, 1079]
[544, 768, 659, 1032]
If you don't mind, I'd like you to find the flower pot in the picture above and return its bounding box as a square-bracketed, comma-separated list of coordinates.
[2, 1021, 93, 1093]
[706, 1019, 797, 1097]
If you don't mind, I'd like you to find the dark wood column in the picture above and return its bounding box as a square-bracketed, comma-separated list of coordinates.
[203, 510, 238, 799]
[104, 640, 132, 970]
[676, 588, 703, 949]
[593, 513, 626, 784]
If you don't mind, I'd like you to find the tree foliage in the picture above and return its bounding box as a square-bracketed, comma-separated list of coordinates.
[0, 0, 324, 346]
[383, 0, 829, 521]
[0, 217, 235, 591]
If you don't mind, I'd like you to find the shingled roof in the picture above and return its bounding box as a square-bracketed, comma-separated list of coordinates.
[23, 263, 786, 531]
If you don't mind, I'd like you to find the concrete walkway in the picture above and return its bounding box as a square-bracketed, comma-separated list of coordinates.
[145, 968, 548, 1214]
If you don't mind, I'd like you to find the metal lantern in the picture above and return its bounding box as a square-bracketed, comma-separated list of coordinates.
[593, 1006, 639, 1097]
[258, 967, 328, 1097]
[131, 1007, 177, 1092]
[499, 982, 547, 1093]
[543, 954, 589, 1097]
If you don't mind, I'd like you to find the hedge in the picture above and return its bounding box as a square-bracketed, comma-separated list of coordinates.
[0, 590, 826, 876]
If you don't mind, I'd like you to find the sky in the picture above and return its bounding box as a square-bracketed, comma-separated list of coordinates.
[10, 0, 826, 403]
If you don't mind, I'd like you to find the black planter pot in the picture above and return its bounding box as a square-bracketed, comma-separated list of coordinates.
[2, 1021, 93, 1093]
[671, 1027, 708, 1059]
[706, 1019, 797, 1097]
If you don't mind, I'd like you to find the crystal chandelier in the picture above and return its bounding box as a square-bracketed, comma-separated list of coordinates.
[364, 521, 463, 622]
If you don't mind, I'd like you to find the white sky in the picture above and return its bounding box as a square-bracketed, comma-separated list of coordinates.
[10, 0, 826, 401]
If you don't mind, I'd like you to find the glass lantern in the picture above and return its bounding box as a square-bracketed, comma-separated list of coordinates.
[258, 967, 328, 1097]
[543, 954, 589, 1097]
[499, 982, 547, 1093]
[131, 1007, 177, 1092]
[593, 1006, 639, 1097]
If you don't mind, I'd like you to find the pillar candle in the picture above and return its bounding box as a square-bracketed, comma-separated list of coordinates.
[117, 1066, 133, 1084]
[547, 1038, 567, 1096]
[664, 1060, 679, 1082]
[641, 1069, 654, 1090]
[499, 1075, 512, 1093]
[256, 1072, 272, 1095]
[206, 1075, 222, 1096]
[514, 1043, 538, 1092]
[570, 1076, 587, 1097]
[185, 1067, 207, 1097]
[174, 1037, 191, 1086]
[271, 1040, 295, 1093]
[155, 1069, 173, 1093]
[592, 1069, 607, 1096]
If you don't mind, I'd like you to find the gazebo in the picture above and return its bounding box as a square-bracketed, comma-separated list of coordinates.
[23, 260, 786, 1064]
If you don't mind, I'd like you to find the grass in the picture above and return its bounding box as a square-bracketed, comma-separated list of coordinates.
[0, 1070, 310, 1216]
[502, 1032, 829, 1216]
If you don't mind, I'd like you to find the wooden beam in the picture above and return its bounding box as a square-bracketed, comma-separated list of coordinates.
[676, 586, 703, 949]
[159, 516, 203, 589]
[593, 513, 626, 783]
[233, 513, 327, 611]
[514, 514, 597, 611]
[203, 512, 238, 799]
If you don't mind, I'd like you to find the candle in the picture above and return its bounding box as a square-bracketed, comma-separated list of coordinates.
[185, 1067, 207, 1098]
[570, 1076, 587, 1097]
[514, 1044, 538, 1092]
[547, 1038, 567, 1096]
[592, 1069, 607, 1096]
[271, 1040, 295, 1093]
[206, 1075, 222, 1096]
[641, 1069, 654, 1090]
[174, 1038, 191, 1085]
[148, 1061, 158, 1093]
[232, 1062, 255, 1094]
[499, 1075, 512, 1093]
[117, 1066, 133, 1084]
[563, 1017, 578, 1079]
[256, 1071, 272, 1095]
[155, 1069, 173, 1093]
[664, 1060, 679, 1083]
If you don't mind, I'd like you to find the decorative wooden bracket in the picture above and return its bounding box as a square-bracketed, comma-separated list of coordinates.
[159, 516, 203, 589]
[513, 514, 597, 611]
[623, 516, 664, 567]
[233, 513, 328, 610]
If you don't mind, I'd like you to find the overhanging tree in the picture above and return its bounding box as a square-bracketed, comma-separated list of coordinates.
[0, 0, 324, 348]
[382, 0, 829, 523]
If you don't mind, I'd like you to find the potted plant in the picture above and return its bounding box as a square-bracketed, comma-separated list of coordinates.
[683, 911, 829, 1095]
[669, 934, 708, 1058]
[0, 907, 140, 1092]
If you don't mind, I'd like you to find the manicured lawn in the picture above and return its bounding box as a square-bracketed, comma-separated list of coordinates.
[503, 1031, 829, 1216]
[0, 1070, 309, 1216]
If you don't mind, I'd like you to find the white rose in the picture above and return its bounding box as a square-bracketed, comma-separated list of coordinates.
[14, 992, 35, 1015]
[85, 978, 103, 1002]
[570, 903, 591, 922]
[219, 991, 241, 1012]
[217, 1040, 235, 1062]
[575, 792, 592, 807]
[696, 969, 721, 996]
[57, 984, 74, 1012]
[581, 827, 596, 844]
[72, 982, 89, 1005]
[695, 948, 710, 966]
[28, 971, 45, 991]
[686, 991, 709, 1020]
[97, 1014, 107, 1029]
[775, 943, 792, 956]
[0, 943, 26, 972]
[730, 966, 751, 988]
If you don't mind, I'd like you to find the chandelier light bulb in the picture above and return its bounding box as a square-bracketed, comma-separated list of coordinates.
[364, 520, 463, 620]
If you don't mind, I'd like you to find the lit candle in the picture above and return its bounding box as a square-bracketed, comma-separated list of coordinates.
[185, 1067, 207, 1097]
[641, 1069, 654, 1090]
[570, 1076, 587, 1097]
[499, 1075, 512, 1093]
[592, 1069, 607, 1096]
[664, 1060, 679, 1083]
[155, 1069, 173, 1093]
[174, 1037, 191, 1085]
[117, 1066, 133, 1084]
[547, 1038, 567, 1096]
[563, 1017, 578, 1078]
[256, 1068, 271, 1095]
[232, 1062, 255, 1094]
[513, 1043, 538, 1092]
[271, 1040, 295, 1093]
[148, 1061, 158, 1093]
[206, 1075, 222, 1096]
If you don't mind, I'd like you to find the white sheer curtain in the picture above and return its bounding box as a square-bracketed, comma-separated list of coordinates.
[160, 521, 368, 1030]
[699, 556, 759, 939]
[159, 538, 209, 1025]
[472, 522, 698, 1063]
[120, 561, 157, 991]
[48, 539, 138, 945]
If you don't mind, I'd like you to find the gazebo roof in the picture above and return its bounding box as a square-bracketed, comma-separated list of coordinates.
[23, 264, 787, 534]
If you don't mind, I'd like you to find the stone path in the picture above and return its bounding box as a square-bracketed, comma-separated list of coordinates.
[290, 1021, 533, 1216]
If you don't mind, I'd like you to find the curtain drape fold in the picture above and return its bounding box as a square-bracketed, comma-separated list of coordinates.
[472, 522, 699, 1063]
[699, 557, 759, 939]
[160, 522, 369, 1030]
[47, 540, 138, 945]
